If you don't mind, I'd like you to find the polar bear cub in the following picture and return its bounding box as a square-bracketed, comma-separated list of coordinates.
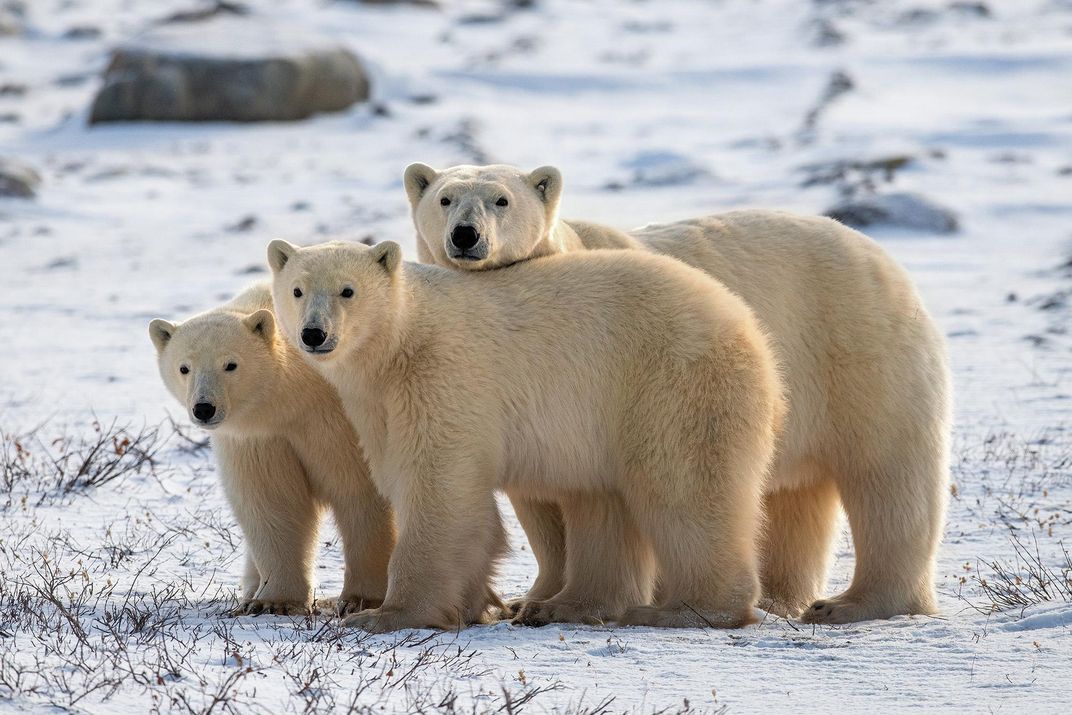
[405, 162, 952, 626]
[150, 283, 395, 615]
[267, 239, 783, 632]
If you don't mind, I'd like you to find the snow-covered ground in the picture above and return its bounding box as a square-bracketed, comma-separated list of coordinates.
[2, 0, 1071, 711]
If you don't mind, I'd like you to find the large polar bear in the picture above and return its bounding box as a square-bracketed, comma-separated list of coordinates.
[267, 239, 783, 632]
[404, 162, 952, 625]
[150, 284, 395, 615]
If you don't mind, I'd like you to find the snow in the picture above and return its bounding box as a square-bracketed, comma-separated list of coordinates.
[1, 0, 1071, 711]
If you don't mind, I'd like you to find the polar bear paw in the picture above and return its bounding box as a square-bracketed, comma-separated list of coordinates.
[343, 607, 437, 633]
[799, 591, 932, 624]
[228, 599, 313, 617]
[336, 595, 384, 617]
[512, 598, 620, 627]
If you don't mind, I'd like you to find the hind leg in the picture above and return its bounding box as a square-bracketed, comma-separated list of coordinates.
[514, 492, 654, 626]
[760, 477, 842, 618]
[801, 447, 947, 624]
[503, 495, 566, 617]
[618, 467, 761, 629]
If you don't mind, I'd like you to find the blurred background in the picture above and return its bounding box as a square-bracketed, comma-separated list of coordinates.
[0, 0, 1070, 424]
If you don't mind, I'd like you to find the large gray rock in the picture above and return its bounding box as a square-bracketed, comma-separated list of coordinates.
[90, 19, 369, 123]
[0, 157, 41, 198]
[826, 192, 959, 234]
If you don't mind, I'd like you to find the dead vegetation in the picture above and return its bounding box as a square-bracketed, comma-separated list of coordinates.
[0, 419, 589, 713]
[953, 428, 1072, 616]
[1, 417, 168, 508]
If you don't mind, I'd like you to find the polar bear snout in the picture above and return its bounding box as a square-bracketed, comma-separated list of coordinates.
[449, 225, 488, 260]
[300, 325, 337, 354]
[302, 327, 327, 348]
[192, 402, 217, 423]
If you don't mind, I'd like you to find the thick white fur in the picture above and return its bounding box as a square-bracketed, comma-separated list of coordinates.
[150, 284, 395, 616]
[405, 163, 952, 625]
[268, 240, 783, 632]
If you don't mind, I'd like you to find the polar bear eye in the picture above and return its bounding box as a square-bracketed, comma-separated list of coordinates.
[225, 362, 237, 372]
[293, 288, 303, 298]
[495, 197, 508, 207]
[179, 365, 189, 375]
[340, 287, 354, 299]
[440, 197, 451, 207]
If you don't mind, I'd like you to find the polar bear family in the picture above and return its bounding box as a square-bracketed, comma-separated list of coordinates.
[151, 163, 951, 631]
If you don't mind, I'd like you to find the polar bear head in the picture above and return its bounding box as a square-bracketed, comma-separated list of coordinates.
[404, 163, 563, 270]
[149, 306, 278, 430]
[267, 239, 403, 362]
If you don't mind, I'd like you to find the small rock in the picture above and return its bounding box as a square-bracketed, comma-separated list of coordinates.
[825, 192, 958, 233]
[948, 2, 991, 18]
[0, 83, 28, 96]
[0, 113, 18, 124]
[810, 18, 845, 47]
[801, 154, 915, 194]
[63, 25, 102, 40]
[90, 19, 370, 123]
[45, 256, 78, 270]
[56, 74, 91, 87]
[622, 19, 673, 33]
[226, 215, 258, 232]
[0, 157, 41, 198]
[989, 152, 1031, 164]
[355, 0, 438, 6]
[159, 1, 248, 24]
[0, 4, 23, 36]
[1036, 291, 1068, 312]
[457, 13, 503, 24]
[896, 8, 940, 26]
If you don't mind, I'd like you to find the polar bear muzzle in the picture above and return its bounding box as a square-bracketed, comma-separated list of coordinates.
[301, 327, 328, 348]
[192, 402, 216, 423]
[449, 224, 487, 261]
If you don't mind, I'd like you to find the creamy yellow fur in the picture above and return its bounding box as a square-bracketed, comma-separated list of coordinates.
[149, 284, 395, 616]
[405, 163, 952, 625]
[268, 240, 783, 632]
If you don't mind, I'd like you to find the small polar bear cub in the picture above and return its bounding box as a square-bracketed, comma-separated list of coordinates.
[150, 284, 395, 616]
[268, 238, 783, 633]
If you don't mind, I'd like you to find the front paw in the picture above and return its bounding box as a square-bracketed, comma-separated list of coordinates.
[512, 598, 618, 627]
[228, 598, 313, 617]
[342, 607, 442, 633]
[337, 595, 384, 617]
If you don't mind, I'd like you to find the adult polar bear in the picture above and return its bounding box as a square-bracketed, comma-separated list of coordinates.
[267, 240, 782, 632]
[404, 162, 952, 625]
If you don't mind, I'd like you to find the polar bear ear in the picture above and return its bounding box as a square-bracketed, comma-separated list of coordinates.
[149, 319, 178, 354]
[370, 241, 402, 275]
[404, 163, 439, 207]
[243, 309, 275, 342]
[267, 240, 299, 273]
[527, 166, 563, 209]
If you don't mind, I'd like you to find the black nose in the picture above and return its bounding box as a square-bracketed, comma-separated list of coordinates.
[450, 225, 480, 250]
[302, 327, 327, 348]
[193, 402, 216, 422]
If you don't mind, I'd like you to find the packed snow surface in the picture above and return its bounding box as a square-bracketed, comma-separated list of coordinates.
[1, 0, 1070, 712]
